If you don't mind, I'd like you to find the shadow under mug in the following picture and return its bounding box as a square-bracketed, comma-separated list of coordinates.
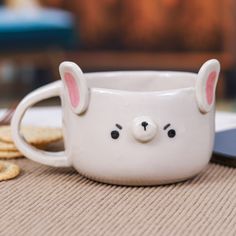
[11, 59, 220, 185]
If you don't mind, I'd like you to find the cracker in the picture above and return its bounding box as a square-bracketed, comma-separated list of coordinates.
[0, 150, 23, 159]
[0, 140, 48, 158]
[0, 140, 17, 151]
[0, 162, 3, 172]
[0, 161, 20, 181]
[0, 126, 63, 145]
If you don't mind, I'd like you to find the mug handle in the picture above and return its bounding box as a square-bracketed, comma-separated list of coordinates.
[11, 81, 71, 167]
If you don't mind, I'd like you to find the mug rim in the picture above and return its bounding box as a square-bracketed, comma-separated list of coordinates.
[84, 70, 197, 94]
[85, 70, 197, 77]
[91, 86, 195, 95]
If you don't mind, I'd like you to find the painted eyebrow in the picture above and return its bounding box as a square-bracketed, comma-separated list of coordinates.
[116, 124, 122, 130]
[163, 123, 171, 130]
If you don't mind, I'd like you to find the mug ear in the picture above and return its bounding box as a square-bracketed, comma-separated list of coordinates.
[59, 61, 89, 114]
[196, 59, 220, 113]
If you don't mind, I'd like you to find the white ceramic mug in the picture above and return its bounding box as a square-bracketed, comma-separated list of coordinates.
[11, 59, 220, 185]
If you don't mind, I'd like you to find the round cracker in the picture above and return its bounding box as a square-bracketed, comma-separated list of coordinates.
[0, 150, 23, 159]
[0, 161, 20, 181]
[0, 126, 63, 145]
[0, 140, 48, 154]
[0, 162, 3, 172]
[0, 140, 17, 151]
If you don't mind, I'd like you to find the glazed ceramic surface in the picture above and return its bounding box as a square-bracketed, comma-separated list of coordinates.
[11, 59, 220, 185]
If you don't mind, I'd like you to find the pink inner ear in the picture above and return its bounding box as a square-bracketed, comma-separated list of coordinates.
[64, 72, 80, 108]
[206, 71, 217, 105]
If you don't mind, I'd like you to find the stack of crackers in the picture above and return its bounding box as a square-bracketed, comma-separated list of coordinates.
[0, 125, 63, 181]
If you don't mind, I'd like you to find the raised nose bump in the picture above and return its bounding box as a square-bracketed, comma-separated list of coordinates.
[132, 116, 157, 142]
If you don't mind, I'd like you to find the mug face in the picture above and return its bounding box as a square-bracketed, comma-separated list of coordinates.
[61, 71, 215, 185]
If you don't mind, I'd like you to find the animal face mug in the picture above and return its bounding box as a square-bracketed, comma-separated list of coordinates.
[11, 59, 220, 185]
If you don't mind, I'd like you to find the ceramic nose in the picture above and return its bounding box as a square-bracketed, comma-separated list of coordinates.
[132, 116, 157, 142]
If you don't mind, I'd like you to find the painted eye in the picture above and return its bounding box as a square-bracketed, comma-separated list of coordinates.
[111, 130, 119, 139]
[168, 129, 176, 138]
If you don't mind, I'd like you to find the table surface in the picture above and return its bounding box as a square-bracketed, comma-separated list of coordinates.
[0, 107, 236, 236]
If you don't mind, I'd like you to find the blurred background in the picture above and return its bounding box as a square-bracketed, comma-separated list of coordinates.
[0, 0, 235, 110]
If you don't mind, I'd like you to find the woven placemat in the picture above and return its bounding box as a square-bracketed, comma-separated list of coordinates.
[0, 159, 235, 236]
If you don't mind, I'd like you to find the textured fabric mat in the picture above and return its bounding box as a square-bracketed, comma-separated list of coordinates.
[0, 159, 236, 236]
